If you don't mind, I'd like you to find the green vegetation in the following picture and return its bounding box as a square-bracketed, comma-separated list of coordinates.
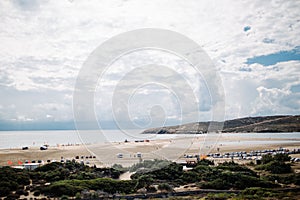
[255, 154, 292, 174]
[204, 192, 234, 200]
[0, 155, 299, 199]
[0, 166, 30, 197]
[129, 159, 172, 172]
[41, 178, 136, 196]
[265, 173, 300, 185]
[0, 160, 127, 198]
[131, 160, 277, 190]
[157, 183, 173, 192]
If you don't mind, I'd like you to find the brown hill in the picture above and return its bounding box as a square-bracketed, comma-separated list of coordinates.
[142, 115, 300, 134]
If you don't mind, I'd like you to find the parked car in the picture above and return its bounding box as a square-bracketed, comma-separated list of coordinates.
[40, 145, 48, 150]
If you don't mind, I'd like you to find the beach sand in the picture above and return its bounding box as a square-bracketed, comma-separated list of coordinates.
[1, 135, 300, 167]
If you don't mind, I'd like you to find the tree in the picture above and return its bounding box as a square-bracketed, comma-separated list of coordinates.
[135, 175, 154, 189]
[266, 161, 291, 174]
[261, 154, 273, 164]
[158, 183, 173, 192]
[273, 154, 290, 162]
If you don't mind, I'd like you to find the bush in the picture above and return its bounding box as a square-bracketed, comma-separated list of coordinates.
[147, 185, 157, 193]
[216, 161, 257, 177]
[192, 166, 221, 182]
[242, 187, 277, 197]
[200, 178, 228, 190]
[131, 162, 183, 182]
[199, 171, 277, 190]
[0, 167, 30, 196]
[158, 183, 173, 192]
[261, 154, 273, 164]
[135, 175, 154, 189]
[0, 187, 10, 197]
[273, 154, 291, 162]
[129, 159, 171, 172]
[268, 161, 291, 174]
[152, 163, 183, 181]
[256, 161, 291, 174]
[15, 189, 26, 195]
[33, 190, 41, 196]
[205, 192, 233, 200]
[75, 192, 81, 199]
[111, 164, 127, 173]
[60, 195, 69, 200]
[197, 159, 214, 166]
[23, 190, 29, 196]
[193, 165, 211, 173]
[45, 183, 83, 196]
[5, 193, 20, 200]
[35, 162, 63, 172]
[180, 171, 201, 183]
[43, 178, 136, 197]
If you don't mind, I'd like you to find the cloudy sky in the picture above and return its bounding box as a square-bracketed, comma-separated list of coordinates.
[0, 0, 300, 130]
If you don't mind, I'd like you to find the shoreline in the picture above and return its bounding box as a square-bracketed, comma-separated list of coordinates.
[1, 135, 300, 167]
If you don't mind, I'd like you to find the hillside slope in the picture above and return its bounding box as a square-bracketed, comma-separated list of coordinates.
[142, 115, 300, 134]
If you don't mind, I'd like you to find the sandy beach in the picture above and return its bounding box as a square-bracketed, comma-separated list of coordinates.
[1, 134, 300, 167]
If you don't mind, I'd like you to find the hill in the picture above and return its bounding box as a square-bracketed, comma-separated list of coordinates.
[142, 115, 300, 134]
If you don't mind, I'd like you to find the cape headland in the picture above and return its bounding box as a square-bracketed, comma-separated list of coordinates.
[143, 115, 300, 134]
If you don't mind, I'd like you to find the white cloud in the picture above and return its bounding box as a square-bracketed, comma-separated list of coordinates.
[0, 0, 299, 125]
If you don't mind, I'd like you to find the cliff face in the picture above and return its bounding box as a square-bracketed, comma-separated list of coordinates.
[142, 115, 300, 134]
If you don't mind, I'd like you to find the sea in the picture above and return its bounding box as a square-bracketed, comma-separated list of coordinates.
[0, 130, 299, 149]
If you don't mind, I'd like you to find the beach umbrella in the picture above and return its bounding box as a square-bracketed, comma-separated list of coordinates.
[7, 160, 13, 165]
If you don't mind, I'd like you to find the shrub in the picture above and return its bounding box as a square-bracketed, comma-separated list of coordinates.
[15, 189, 26, 195]
[5, 193, 20, 200]
[242, 187, 278, 197]
[158, 183, 173, 192]
[147, 185, 157, 193]
[129, 159, 171, 172]
[75, 192, 81, 199]
[273, 154, 291, 162]
[0, 167, 30, 196]
[131, 162, 183, 182]
[261, 161, 291, 174]
[200, 178, 228, 190]
[151, 163, 183, 181]
[23, 190, 29, 196]
[35, 162, 63, 172]
[43, 178, 136, 197]
[216, 161, 257, 177]
[46, 183, 83, 196]
[180, 171, 201, 183]
[197, 159, 214, 166]
[111, 164, 127, 173]
[0, 187, 10, 197]
[268, 161, 291, 174]
[60, 195, 69, 200]
[205, 192, 233, 200]
[261, 154, 274, 164]
[33, 190, 41, 196]
[135, 175, 154, 189]
[199, 171, 276, 190]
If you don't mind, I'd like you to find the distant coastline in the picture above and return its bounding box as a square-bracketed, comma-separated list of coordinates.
[143, 115, 300, 134]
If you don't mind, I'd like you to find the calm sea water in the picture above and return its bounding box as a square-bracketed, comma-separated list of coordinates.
[0, 130, 299, 149]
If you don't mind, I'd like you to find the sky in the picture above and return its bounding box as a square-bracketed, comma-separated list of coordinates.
[0, 0, 300, 130]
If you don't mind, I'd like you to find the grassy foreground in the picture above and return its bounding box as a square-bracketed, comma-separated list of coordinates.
[0, 154, 299, 199]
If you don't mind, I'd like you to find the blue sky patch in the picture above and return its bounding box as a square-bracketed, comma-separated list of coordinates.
[262, 38, 275, 44]
[244, 26, 251, 32]
[246, 46, 300, 66]
[291, 84, 300, 93]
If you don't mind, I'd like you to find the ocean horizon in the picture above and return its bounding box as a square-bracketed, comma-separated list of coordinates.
[1, 130, 299, 149]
